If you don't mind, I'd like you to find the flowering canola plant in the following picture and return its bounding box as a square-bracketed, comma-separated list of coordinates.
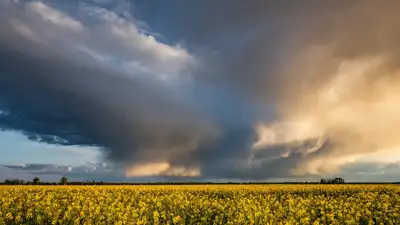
[0, 185, 399, 224]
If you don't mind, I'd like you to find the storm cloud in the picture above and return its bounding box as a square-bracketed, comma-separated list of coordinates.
[1, 0, 400, 180]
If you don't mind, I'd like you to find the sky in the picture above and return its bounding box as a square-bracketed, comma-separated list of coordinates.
[1, 0, 400, 182]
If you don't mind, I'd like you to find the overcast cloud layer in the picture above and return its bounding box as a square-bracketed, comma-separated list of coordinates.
[1, 0, 400, 181]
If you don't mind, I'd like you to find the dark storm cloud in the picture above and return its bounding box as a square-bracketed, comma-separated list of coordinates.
[0, 0, 214, 165]
[1, 0, 400, 180]
[0, 0, 270, 178]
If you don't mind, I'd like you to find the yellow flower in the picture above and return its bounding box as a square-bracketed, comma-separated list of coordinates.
[173, 215, 182, 224]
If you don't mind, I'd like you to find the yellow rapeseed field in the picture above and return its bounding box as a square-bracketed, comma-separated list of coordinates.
[0, 184, 399, 224]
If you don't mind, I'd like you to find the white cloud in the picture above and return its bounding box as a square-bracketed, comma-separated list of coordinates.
[9, 19, 42, 44]
[125, 162, 200, 177]
[254, 55, 400, 176]
[84, 5, 193, 79]
[2, 0, 193, 82]
[27, 2, 83, 31]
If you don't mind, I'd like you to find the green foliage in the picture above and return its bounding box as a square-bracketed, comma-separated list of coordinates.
[3, 179, 25, 185]
[32, 177, 40, 185]
[320, 177, 345, 184]
[59, 176, 68, 185]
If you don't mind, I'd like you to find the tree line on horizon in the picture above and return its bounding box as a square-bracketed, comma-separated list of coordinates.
[3, 176, 399, 185]
[319, 177, 345, 184]
[2, 176, 68, 185]
[0, 176, 353, 185]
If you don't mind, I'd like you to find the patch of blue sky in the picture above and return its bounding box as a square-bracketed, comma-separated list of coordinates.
[0, 131, 101, 166]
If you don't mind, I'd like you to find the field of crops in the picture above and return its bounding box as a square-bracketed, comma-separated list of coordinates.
[0, 185, 399, 225]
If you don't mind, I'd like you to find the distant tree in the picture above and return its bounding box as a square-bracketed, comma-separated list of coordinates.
[320, 177, 345, 184]
[333, 177, 345, 184]
[33, 177, 40, 185]
[60, 176, 68, 185]
[4, 178, 25, 185]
